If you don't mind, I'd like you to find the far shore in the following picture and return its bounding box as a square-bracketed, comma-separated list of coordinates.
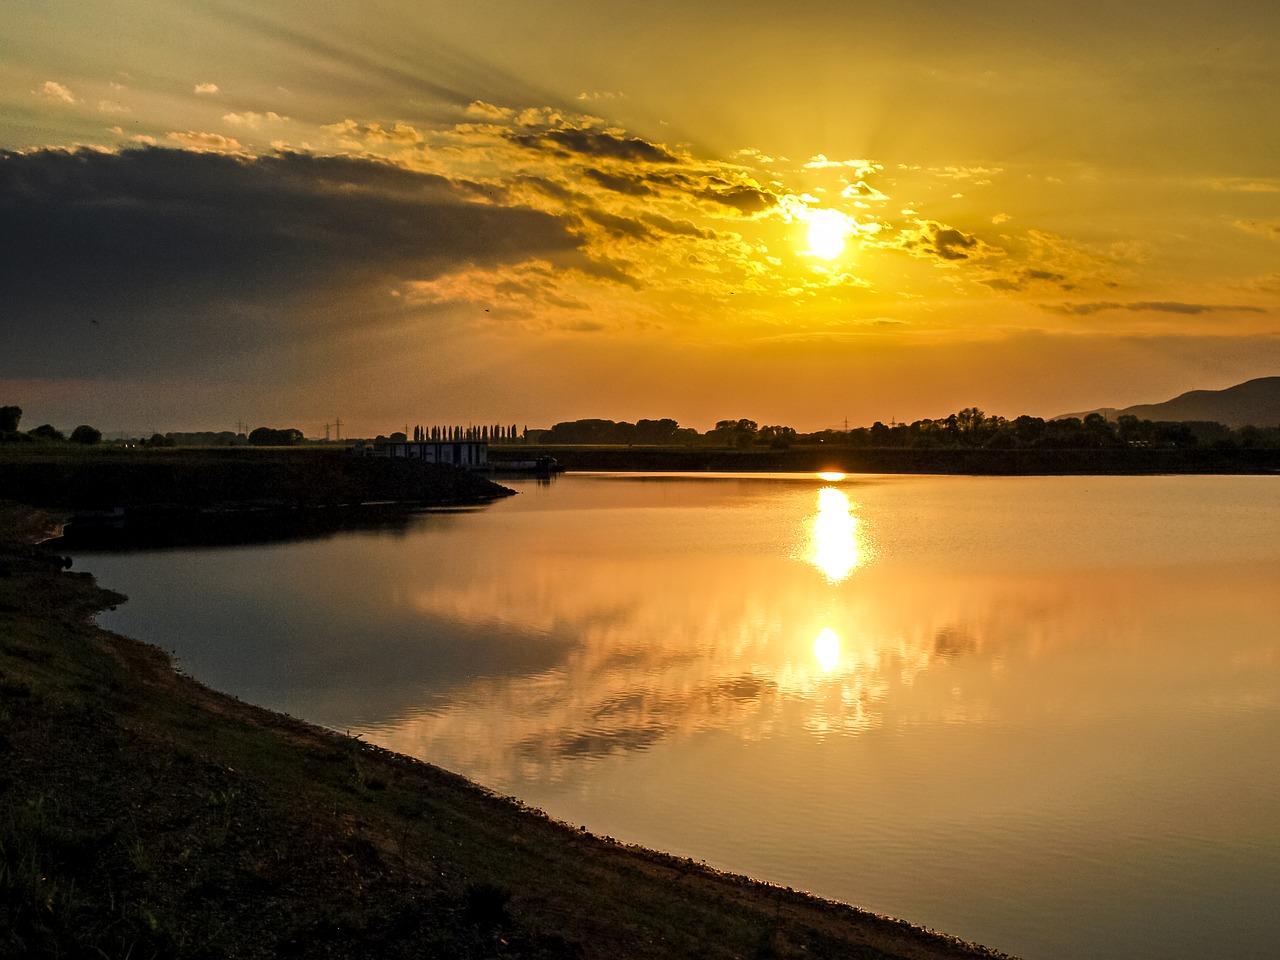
[491, 442, 1280, 475]
[0, 498, 1020, 960]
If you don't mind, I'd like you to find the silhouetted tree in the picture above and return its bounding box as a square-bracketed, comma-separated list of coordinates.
[29, 423, 64, 441]
[710, 419, 758, 448]
[0, 405, 21, 433]
[955, 406, 985, 439]
[1011, 415, 1046, 445]
[1081, 413, 1118, 447]
[69, 425, 102, 445]
[248, 426, 304, 446]
[758, 425, 797, 449]
[633, 418, 681, 444]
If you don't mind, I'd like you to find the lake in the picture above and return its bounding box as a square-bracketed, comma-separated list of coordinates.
[73, 472, 1280, 960]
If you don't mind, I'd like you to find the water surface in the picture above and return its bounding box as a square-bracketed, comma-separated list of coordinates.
[76, 473, 1280, 960]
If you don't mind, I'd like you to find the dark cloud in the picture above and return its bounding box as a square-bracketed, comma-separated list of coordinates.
[512, 173, 581, 203]
[509, 128, 680, 164]
[931, 227, 977, 260]
[1043, 301, 1268, 316]
[697, 183, 778, 214]
[639, 213, 715, 239]
[896, 219, 997, 262]
[572, 255, 643, 289]
[0, 147, 580, 376]
[981, 267, 1070, 292]
[578, 208, 654, 240]
[582, 167, 654, 196]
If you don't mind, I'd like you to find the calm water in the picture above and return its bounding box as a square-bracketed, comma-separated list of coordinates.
[75, 473, 1280, 960]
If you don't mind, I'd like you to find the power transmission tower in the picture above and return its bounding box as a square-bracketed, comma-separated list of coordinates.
[334, 417, 342, 441]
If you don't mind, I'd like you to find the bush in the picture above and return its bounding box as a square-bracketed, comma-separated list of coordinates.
[248, 427, 304, 446]
[70, 425, 102, 445]
[28, 424, 64, 442]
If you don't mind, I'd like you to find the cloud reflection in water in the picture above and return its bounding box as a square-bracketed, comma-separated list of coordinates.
[363, 478, 995, 780]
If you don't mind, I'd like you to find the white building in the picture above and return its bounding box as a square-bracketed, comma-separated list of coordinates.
[361, 439, 488, 468]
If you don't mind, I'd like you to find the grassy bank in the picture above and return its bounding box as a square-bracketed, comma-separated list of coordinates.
[0, 446, 512, 514]
[0, 503, 1019, 960]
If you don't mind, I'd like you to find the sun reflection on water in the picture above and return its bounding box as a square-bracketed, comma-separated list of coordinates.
[813, 627, 841, 672]
[807, 485, 865, 583]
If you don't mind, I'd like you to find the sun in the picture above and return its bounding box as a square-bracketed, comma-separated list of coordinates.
[804, 208, 854, 260]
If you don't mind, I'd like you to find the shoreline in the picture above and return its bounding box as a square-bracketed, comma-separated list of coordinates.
[490, 443, 1280, 475]
[0, 500, 1021, 959]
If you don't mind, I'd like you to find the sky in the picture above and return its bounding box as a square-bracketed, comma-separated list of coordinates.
[3, 0, 1279, 436]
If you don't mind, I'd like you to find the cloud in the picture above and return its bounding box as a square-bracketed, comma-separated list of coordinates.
[36, 81, 78, 104]
[1213, 178, 1280, 193]
[1243, 273, 1280, 294]
[1234, 219, 1280, 239]
[508, 127, 680, 164]
[980, 267, 1071, 292]
[466, 100, 513, 119]
[697, 183, 778, 214]
[0, 147, 582, 377]
[583, 168, 654, 196]
[166, 131, 245, 153]
[223, 111, 289, 129]
[362, 122, 423, 144]
[578, 208, 654, 240]
[194, 82, 219, 95]
[639, 214, 714, 240]
[976, 229, 1131, 294]
[428, 106, 789, 297]
[841, 180, 889, 203]
[894, 219, 1001, 262]
[1042, 301, 1268, 317]
[928, 165, 1002, 180]
[803, 155, 882, 179]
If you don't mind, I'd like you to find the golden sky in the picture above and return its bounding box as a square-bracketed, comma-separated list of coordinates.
[3, 0, 1279, 434]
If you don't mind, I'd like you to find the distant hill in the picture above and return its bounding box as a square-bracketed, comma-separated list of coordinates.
[1058, 376, 1280, 428]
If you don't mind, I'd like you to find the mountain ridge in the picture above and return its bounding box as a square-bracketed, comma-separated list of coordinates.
[1057, 376, 1280, 428]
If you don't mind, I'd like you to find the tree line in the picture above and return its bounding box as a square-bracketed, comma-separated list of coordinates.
[525, 410, 1280, 450]
[0, 406, 101, 446]
[6, 402, 1280, 452]
[0, 406, 309, 448]
[405, 424, 524, 443]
